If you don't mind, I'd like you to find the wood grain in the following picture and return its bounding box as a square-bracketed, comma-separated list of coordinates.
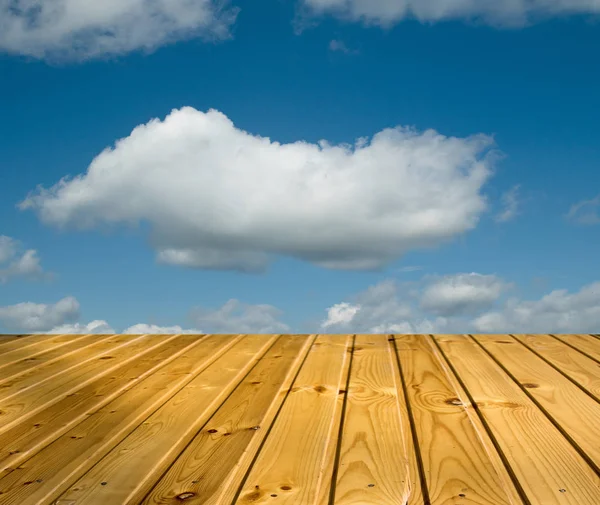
[233, 334, 352, 505]
[0, 334, 206, 475]
[332, 334, 415, 505]
[552, 334, 600, 362]
[0, 333, 598, 505]
[512, 334, 600, 401]
[397, 335, 521, 505]
[141, 334, 314, 505]
[0, 334, 165, 434]
[0, 334, 114, 383]
[53, 334, 277, 505]
[436, 334, 600, 505]
[473, 334, 600, 471]
[0, 333, 96, 363]
[0, 335, 31, 347]
[0, 334, 242, 505]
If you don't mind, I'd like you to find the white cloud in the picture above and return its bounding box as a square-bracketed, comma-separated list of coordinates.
[49, 320, 116, 334]
[495, 184, 520, 223]
[0, 296, 80, 332]
[566, 195, 600, 225]
[321, 275, 600, 334]
[123, 323, 202, 334]
[300, 0, 600, 27]
[0, 235, 49, 283]
[321, 279, 444, 333]
[473, 282, 600, 333]
[190, 299, 290, 333]
[0, 0, 238, 61]
[21, 107, 495, 273]
[420, 273, 508, 316]
[322, 302, 361, 328]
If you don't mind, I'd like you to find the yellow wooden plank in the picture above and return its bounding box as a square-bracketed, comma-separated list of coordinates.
[512, 334, 600, 400]
[140, 334, 314, 505]
[233, 334, 352, 505]
[0, 334, 148, 402]
[54, 334, 278, 505]
[396, 335, 521, 505]
[435, 334, 600, 505]
[473, 334, 600, 473]
[315, 336, 353, 505]
[0, 333, 115, 382]
[0, 333, 97, 364]
[331, 334, 417, 505]
[553, 334, 600, 362]
[388, 336, 425, 505]
[0, 334, 242, 505]
[0, 334, 167, 435]
[0, 335, 32, 348]
[0, 334, 206, 475]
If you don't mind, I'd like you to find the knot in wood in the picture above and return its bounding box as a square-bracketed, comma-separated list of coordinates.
[177, 492, 196, 500]
[445, 398, 462, 406]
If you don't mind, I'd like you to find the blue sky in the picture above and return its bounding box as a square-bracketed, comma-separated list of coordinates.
[1, 0, 599, 335]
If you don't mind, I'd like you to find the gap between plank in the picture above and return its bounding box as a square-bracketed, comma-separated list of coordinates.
[430, 335, 531, 505]
[392, 335, 431, 505]
[548, 335, 600, 365]
[509, 334, 600, 405]
[468, 335, 600, 477]
[139, 334, 284, 504]
[228, 334, 319, 505]
[327, 334, 356, 505]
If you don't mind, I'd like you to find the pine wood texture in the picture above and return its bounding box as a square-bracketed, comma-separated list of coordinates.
[0, 333, 599, 505]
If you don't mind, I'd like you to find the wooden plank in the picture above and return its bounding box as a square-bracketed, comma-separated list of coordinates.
[396, 335, 521, 505]
[388, 336, 425, 505]
[553, 334, 600, 362]
[0, 334, 207, 475]
[473, 334, 600, 473]
[232, 334, 352, 505]
[315, 336, 353, 505]
[0, 333, 95, 362]
[0, 334, 243, 505]
[435, 334, 600, 505]
[0, 334, 64, 353]
[0, 334, 167, 434]
[331, 334, 418, 505]
[54, 334, 278, 505]
[0, 334, 147, 402]
[512, 334, 600, 401]
[0, 335, 32, 347]
[140, 334, 314, 505]
[0, 334, 114, 382]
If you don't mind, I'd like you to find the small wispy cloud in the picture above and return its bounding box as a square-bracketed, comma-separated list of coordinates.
[566, 195, 600, 225]
[328, 39, 359, 55]
[0, 235, 53, 283]
[495, 185, 521, 223]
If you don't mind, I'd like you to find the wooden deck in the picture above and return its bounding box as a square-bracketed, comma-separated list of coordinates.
[0, 334, 599, 505]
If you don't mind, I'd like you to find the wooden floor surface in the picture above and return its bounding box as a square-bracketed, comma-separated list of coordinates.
[0, 333, 599, 504]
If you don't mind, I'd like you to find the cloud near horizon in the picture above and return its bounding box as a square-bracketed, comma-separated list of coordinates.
[1, 275, 599, 334]
[321, 275, 600, 334]
[20, 107, 495, 273]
